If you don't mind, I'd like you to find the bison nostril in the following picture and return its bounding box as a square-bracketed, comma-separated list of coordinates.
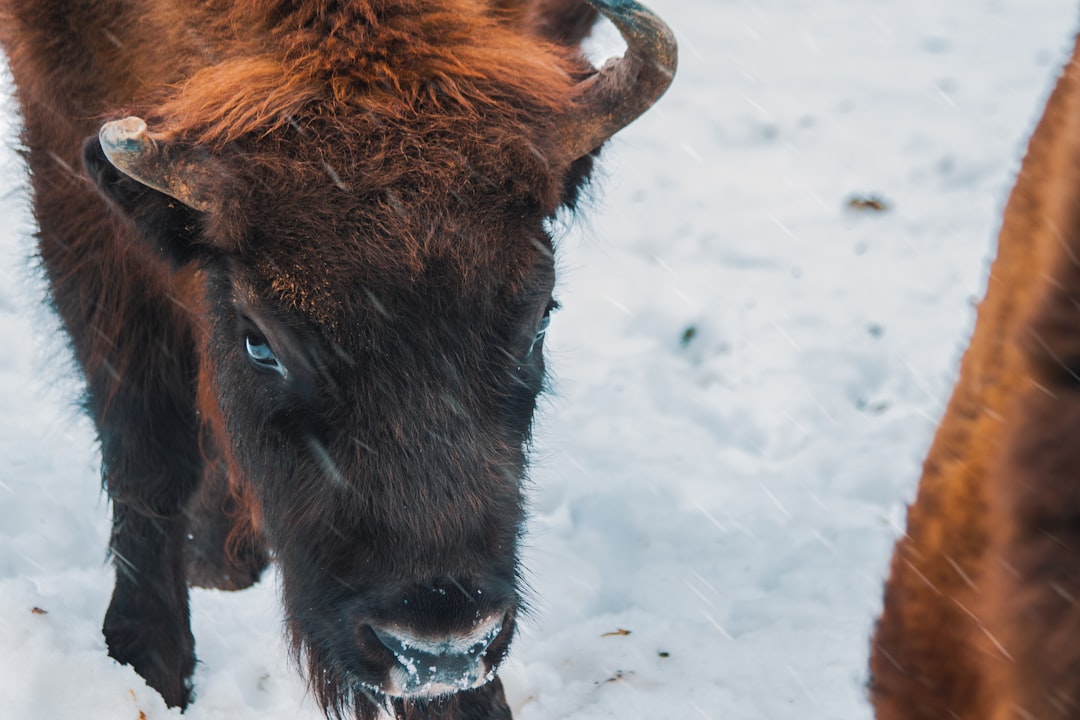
[370, 616, 504, 697]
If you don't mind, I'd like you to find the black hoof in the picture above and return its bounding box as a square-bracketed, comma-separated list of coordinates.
[103, 591, 195, 709]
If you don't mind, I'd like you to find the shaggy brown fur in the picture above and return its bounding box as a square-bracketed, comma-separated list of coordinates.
[0, 1, 672, 718]
[871, 31, 1080, 720]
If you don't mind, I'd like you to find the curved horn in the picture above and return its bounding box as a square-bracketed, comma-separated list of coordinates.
[559, 0, 678, 160]
[99, 116, 216, 212]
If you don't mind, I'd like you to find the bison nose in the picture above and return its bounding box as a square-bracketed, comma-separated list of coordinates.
[371, 615, 504, 697]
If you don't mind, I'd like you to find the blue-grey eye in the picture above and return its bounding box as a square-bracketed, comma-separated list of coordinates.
[245, 334, 287, 379]
[528, 314, 551, 356]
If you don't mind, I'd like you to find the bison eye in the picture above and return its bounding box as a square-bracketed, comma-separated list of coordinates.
[245, 334, 288, 379]
[527, 309, 554, 357]
[533, 314, 550, 346]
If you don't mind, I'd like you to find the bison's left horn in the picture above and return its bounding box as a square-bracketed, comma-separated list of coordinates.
[560, 0, 677, 160]
[99, 116, 216, 212]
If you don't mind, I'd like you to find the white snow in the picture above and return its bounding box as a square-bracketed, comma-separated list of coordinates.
[2, 0, 1078, 718]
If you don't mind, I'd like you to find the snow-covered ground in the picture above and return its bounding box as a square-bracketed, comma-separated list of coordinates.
[2, 1, 1078, 718]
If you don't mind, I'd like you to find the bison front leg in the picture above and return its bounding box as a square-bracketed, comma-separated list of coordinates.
[85, 321, 204, 709]
[104, 504, 196, 709]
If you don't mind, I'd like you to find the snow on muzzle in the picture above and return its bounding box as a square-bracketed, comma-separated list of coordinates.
[367, 615, 507, 697]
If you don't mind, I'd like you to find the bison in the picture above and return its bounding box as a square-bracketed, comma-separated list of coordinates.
[870, 29, 1080, 720]
[0, 1, 676, 718]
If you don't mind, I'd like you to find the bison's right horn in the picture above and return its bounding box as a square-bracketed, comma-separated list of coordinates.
[559, 0, 677, 160]
[99, 116, 216, 212]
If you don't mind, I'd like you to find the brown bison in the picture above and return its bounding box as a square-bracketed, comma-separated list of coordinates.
[870, 31, 1080, 720]
[0, 1, 676, 718]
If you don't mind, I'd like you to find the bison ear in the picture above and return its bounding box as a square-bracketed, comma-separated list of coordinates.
[83, 118, 215, 267]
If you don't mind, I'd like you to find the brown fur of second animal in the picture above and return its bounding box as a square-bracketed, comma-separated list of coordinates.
[871, 31, 1080, 720]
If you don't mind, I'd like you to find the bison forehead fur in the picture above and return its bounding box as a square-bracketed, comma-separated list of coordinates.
[0, 0, 675, 718]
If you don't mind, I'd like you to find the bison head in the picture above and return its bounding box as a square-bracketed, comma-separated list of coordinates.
[81, 0, 675, 716]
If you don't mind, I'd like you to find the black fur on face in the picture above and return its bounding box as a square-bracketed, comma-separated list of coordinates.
[193, 191, 555, 717]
